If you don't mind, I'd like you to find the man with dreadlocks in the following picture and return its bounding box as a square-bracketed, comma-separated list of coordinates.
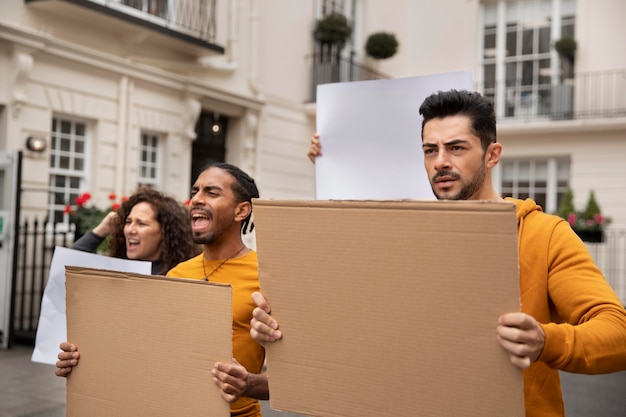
[56, 163, 268, 417]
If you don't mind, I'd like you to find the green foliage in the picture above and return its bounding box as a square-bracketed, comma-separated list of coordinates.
[314, 12, 352, 45]
[365, 32, 399, 60]
[557, 188, 611, 233]
[554, 37, 577, 62]
[557, 187, 575, 220]
[583, 190, 602, 220]
[72, 205, 108, 237]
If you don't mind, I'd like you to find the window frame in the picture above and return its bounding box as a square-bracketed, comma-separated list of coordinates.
[48, 116, 90, 228]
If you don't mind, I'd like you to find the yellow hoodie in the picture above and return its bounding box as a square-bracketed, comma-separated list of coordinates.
[507, 198, 626, 416]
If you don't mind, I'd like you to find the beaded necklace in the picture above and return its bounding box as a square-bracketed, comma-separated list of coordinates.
[202, 244, 246, 281]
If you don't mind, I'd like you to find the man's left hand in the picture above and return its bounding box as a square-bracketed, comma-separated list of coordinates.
[497, 312, 545, 369]
[212, 358, 249, 403]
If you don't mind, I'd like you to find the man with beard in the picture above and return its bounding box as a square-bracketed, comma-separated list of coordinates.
[57, 163, 268, 417]
[250, 90, 626, 417]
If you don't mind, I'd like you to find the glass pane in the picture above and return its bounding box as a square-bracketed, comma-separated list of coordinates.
[52, 119, 57, 131]
[506, 29, 517, 57]
[60, 156, 70, 169]
[522, 61, 534, 86]
[151, 152, 156, 163]
[522, 28, 533, 55]
[484, 33, 496, 59]
[484, 64, 496, 90]
[141, 150, 147, 161]
[51, 135, 57, 149]
[60, 138, 71, 152]
[534, 193, 547, 209]
[538, 26, 551, 53]
[141, 166, 147, 177]
[561, 23, 574, 38]
[502, 161, 515, 181]
[74, 158, 84, 171]
[505, 62, 518, 86]
[61, 120, 71, 134]
[518, 161, 531, 179]
[151, 136, 157, 147]
[70, 177, 80, 188]
[75, 140, 85, 154]
[535, 160, 548, 179]
[150, 167, 156, 178]
[54, 176, 65, 187]
[75, 123, 85, 136]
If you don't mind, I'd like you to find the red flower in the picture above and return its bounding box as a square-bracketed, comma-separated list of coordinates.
[63, 205, 72, 214]
[121, 195, 129, 202]
[108, 193, 117, 201]
[75, 192, 91, 207]
[111, 202, 121, 211]
[567, 212, 576, 226]
[183, 199, 191, 206]
[594, 213, 605, 225]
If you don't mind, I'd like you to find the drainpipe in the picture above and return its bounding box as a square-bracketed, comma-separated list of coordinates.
[116, 76, 129, 196]
[248, 0, 263, 98]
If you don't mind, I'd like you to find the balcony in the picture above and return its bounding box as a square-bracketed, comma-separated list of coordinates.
[477, 69, 626, 123]
[26, 0, 223, 54]
[308, 51, 391, 102]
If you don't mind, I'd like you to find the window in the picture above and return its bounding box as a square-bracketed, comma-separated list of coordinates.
[481, 0, 576, 119]
[500, 157, 570, 213]
[48, 117, 88, 225]
[138, 132, 161, 188]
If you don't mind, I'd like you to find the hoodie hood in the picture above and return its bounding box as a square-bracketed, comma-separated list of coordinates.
[505, 197, 543, 223]
[505, 197, 544, 254]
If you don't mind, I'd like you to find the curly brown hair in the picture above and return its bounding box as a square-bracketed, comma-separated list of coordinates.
[107, 187, 200, 273]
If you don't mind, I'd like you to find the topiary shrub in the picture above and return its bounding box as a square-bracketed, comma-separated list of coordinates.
[314, 12, 352, 45]
[365, 32, 399, 60]
[554, 37, 577, 63]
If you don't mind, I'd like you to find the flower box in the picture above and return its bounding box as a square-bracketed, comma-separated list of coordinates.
[575, 229, 604, 243]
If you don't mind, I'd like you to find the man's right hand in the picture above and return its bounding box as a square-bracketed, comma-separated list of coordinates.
[250, 292, 282, 345]
[55, 342, 79, 377]
[307, 133, 322, 164]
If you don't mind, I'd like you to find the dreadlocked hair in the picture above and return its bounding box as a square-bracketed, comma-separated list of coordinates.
[207, 163, 260, 234]
[107, 187, 200, 273]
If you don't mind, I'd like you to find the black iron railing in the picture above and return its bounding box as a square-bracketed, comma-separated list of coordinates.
[308, 51, 391, 102]
[477, 69, 626, 122]
[11, 218, 72, 344]
[37, 0, 221, 48]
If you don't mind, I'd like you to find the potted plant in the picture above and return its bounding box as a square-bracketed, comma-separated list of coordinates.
[65, 192, 123, 245]
[551, 36, 577, 119]
[314, 12, 352, 47]
[365, 32, 399, 60]
[558, 188, 610, 243]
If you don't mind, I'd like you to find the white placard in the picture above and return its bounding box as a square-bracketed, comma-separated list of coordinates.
[315, 71, 473, 200]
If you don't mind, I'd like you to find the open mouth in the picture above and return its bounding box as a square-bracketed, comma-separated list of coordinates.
[191, 211, 212, 232]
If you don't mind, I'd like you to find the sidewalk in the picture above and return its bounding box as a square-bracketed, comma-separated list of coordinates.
[0, 343, 301, 417]
[2, 342, 625, 417]
[0, 344, 65, 417]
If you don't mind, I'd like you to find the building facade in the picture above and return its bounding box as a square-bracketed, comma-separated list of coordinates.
[1, 0, 625, 308]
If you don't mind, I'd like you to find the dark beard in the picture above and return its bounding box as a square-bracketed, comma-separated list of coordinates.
[431, 160, 486, 201]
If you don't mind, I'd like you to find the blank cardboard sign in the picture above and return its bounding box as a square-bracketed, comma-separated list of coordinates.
[254, 199, 524, 417]
[65, 266, 232, 417]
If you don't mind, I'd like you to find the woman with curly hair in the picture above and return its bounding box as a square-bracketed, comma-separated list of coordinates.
[72, 187, 200, 274]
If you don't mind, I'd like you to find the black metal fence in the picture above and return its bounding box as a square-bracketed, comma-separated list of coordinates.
[308, 50, 390, 101]
[476, 69, 626, 122]
[11, 218, 73, 344]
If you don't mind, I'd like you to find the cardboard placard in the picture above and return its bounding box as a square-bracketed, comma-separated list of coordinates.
[254, 199, 524, 417]
[65, 266, 232, 417]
